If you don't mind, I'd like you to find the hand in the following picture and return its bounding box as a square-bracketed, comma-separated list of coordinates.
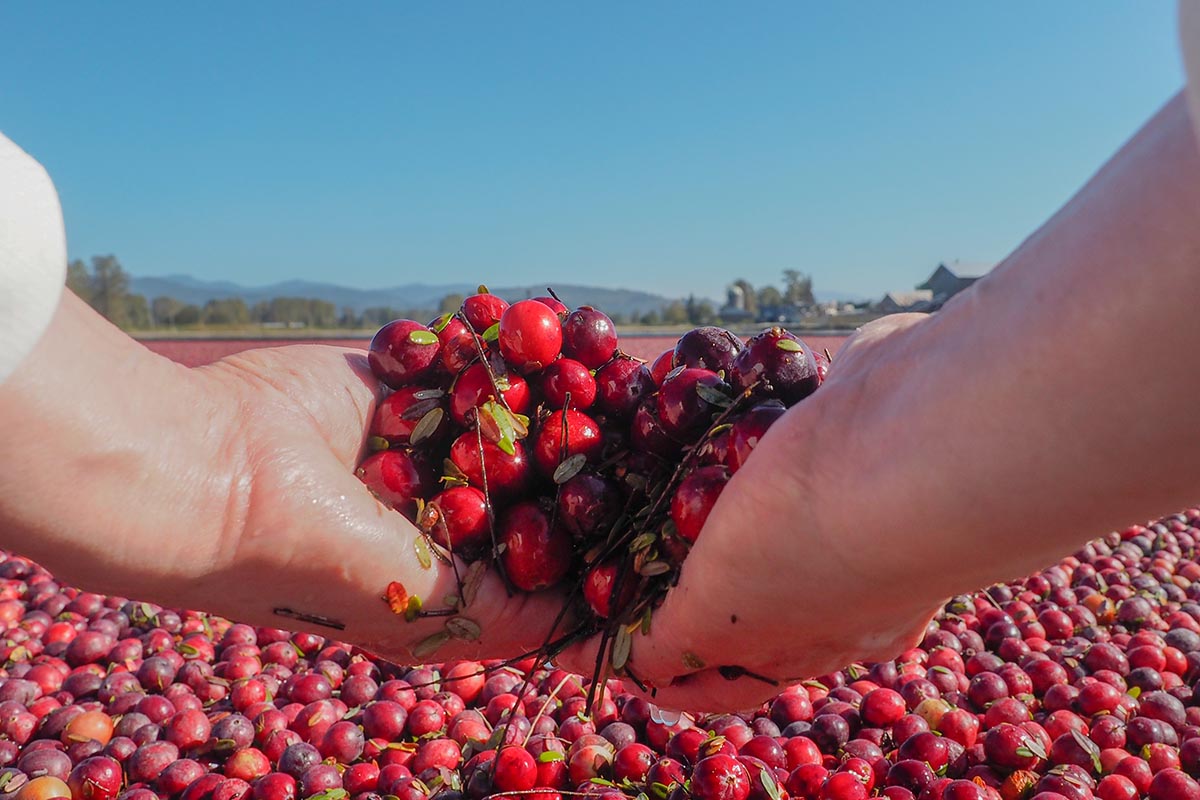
[0, 294, 567, 666]
[560, 314, 945, 712]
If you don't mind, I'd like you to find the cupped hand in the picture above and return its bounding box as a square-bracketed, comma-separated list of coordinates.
[559, 314, 947, 712]
[174, 344, 569, 665]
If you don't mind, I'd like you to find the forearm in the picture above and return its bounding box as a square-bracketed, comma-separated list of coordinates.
[0, 292, 234, 596]
[815, 93, 1200, 598]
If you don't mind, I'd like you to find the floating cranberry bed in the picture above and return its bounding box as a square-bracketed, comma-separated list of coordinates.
[2, 292, 1199, 800]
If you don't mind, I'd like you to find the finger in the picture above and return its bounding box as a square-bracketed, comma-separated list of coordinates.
[205, 344, 381, 468]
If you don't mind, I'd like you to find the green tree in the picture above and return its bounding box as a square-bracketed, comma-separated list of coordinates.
[152, 296, 184, 328]
[757, 285, 783, 310]
[175, 304, 202, 325]
[662, 300, 689, 325]
[66, 259, 93, 303]
[88, 255, 131, 328]
[685, 295, 717, 325]
[203, 298, 250, 326]
[338, 307, 360, 328]
[639, 309, 660, 325]
[783, 270, 815, 306]
[125, 294, 152, 329]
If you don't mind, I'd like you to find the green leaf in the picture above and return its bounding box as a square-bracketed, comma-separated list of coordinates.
[461, 560, 487, 608]
[431, 313, 453, 333]
[414, 537, 433, 570]
[1128, 685, 1142, 700]
[553, 453, 587, 485]
[760, 768, 782, 800]
[695, 383, 733, 408]
[445, 616, 482, 641]
[682, 651, 705, 669]
[409, 329, 439, 346]
[537, 750, 565, 763]
[630, 532, 657, 552]
[404, 595, 423, 623]
[638, 561, 671, 577]
[368, 436, 390, 451]
[775, 338, 803, 352]
[412, 630, 450, 660]
[410, 407, 445, 446]
[482, 323, 500, 343]
[611, 625, 632, 671]
[477, 284, 490, 294]
[413, 388, 445, 401]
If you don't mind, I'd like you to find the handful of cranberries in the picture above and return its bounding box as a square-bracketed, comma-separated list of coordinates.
[357, 288, 827, 671]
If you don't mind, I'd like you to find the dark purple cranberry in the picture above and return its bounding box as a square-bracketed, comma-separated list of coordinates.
[729, 328, 819, 405]
[672, 326, 744, 373]
[657, 368, 731, 440]
[562, 308, 618, 368]
[594, 357, 654, 418]
[557, 474, 622, 538]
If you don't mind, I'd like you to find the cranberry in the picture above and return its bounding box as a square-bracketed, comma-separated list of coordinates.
[432, 315, 478, 374]
[449, 362, 531, 426]
[448, 433, 533, 500]
[539, 359, 597, 410]
[582, 562, 634, 619]
[356, 450, 434, 518]
[631, 398, 682, 457]
[532, 410, 604, 477]
[369, 320, 442, 389]
[673, 326, 744, 373]
[533, 296, 568, 315]
[557, 473, 622, 538]
[461, 292, 509, 333]
[421, 486, 491, 558]
[594, 356, 654, 418]
[499, 300, 563, 372]
[371, 387, 449, 448]
[657, 369, 731, 440]
[498, 503, 573, 592]
[561, 308, 618, 368]
[492, 746, 538, 793]
[670, 466, 731, 543]
[729, 328, 820, 405]
[726, 402, 787, 472]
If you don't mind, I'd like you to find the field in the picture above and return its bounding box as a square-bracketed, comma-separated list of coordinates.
[140, 335, 849, 368]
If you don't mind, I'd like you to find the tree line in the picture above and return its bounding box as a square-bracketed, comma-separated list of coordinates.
[65, 255, 823, 331]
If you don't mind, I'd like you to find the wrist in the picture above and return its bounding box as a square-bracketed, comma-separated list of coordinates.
[0, 293, 238, 598]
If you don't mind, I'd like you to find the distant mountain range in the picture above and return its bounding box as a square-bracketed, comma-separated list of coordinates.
[127, 274, 866, 316]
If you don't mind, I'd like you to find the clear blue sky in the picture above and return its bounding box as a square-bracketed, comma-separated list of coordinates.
[0, 3, 1185, 301]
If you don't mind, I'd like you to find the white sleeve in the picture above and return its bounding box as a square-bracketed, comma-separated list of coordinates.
[1183, 3, 1200, 146]
[0, 132, 67, 384]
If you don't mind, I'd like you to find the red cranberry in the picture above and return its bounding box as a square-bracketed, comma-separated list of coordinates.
[448, 433, 532, 500]
[369, 320, 442, 389]
[499, 300, 563, 372]
[421, 486, 491, 558]
[670, 466, 731, 544]
[533, 296, 568, 315]
[356, 450, 434, 518]
[371, 387, 449, 448]
[539, 359, 597, 410]
[461, 292, 509, 333]
[726, 402, 787, 472]
[532, 410, 604, 477]
[498, 503, 573, 592]
[432, 315, 477, 374]
[449, 363, 531, 427]
[582, 562, 635, 619]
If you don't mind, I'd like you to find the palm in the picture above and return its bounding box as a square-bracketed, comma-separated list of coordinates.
[145, 344, 567, 665]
